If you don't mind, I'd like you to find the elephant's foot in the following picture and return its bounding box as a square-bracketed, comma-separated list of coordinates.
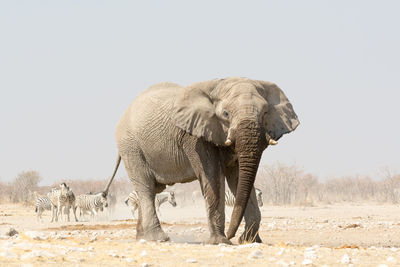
[207, 234, 232, 245]
[137, 227, 169, 242]
[238, 229, 262, 244]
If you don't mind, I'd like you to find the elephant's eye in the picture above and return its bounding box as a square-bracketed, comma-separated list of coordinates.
[222, 110, 229, 119]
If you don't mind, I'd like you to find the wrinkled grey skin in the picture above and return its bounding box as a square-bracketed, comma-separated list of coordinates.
[105, 77, 299, 244]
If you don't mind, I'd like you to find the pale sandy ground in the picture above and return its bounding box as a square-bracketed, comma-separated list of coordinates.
[1, 201, 400, 266]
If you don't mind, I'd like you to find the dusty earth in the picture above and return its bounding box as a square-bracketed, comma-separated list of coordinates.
[1, 201, 400, 266]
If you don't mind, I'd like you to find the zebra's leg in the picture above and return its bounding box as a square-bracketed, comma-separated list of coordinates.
[81, 209, 85, 221]
[50, 204, 56, 223]
[82, 209, 88, 221]
[65, 206, 71, 222]
[36, 206, 40, 222]
[186, 140, 229, 245]
[50, 205, 53, 222]
[57, 200, 62, 222]
[224, 165, 262, 244]
[79, 207, 87, 222]
[91, 208, 97, 221]
[71, 201, 78, 222]
[39, 208, 44, 223]
[37, 207, 42, 222]
[78, 207, 82, 221]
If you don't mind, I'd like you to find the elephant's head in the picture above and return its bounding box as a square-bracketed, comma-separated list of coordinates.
[172, 77, 299, 239]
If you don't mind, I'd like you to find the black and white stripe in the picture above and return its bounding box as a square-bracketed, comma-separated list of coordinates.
[225, 188, 263, 207]
[124, 191, 177, 218]
[47, 183, 75, 222]
[76, 192, 107, 220]
[34, 195, 52, 222]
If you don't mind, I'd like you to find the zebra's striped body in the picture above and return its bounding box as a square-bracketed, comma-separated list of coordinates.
[76, 192, 107, 220]
[124, 191, 177, 218]
[47, 183, 76, 222]
[225, 188, 263, 207]
[35, 195, 52, 222]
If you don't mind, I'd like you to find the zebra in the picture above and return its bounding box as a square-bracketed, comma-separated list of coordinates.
[225, 188, 263, 207]
[47, 183, 77, 222]
[86, 191, 115, 215]
[124, 191, 177, 218]
[34, 194, 52, 222]
[86, 191, 106, 213]
[63, 189, 78, 222]
[75, 192, 107, 221]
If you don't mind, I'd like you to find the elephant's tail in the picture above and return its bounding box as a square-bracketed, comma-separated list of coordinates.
[124, 198, 129, 206]
[104, 154, 121, 195]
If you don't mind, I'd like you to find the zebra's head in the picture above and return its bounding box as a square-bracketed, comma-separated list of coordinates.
[255, 188, 263, 207]
[66, 187, 74, 197]
[168, 192, 177, 207]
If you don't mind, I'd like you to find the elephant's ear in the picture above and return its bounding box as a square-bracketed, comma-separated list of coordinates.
[172, 79, 226, 146]
[256, 80, 300, 140]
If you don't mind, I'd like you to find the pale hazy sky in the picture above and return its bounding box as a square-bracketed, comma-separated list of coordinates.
[1, 1, 399, 185]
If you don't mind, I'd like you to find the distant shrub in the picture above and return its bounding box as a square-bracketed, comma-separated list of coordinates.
[9, 170, 42, 204]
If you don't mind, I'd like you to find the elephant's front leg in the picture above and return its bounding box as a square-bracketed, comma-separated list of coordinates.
[186, 142, 230, 245]
[225, 166, 262, 244]
[202, 173, 229, 245]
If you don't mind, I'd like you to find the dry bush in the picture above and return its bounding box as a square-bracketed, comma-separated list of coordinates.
[321, 176, 374, 203]
[0, 181, 12, 203]
[8, 170, 42, 204]
[255, 163, 400, 206]
[376, 167, 400, 203]
[4, 165, 398, 207]
[256, 163, 310, 205]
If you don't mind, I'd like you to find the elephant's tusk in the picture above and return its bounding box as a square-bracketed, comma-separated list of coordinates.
[268, 139, 278, 145]
[225, 139, 232, 146]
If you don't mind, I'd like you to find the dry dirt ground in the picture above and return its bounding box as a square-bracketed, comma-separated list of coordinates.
[1, 201, 400, 266]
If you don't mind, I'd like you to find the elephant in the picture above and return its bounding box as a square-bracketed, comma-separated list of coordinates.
[104, 77, 299, 244]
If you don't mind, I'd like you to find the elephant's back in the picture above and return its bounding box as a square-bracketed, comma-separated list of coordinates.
[116, 82, 183, 145]
[128, 82, 182, 117]
[136, 82, 183, 102]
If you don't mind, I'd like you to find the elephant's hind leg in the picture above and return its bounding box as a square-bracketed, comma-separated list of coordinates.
[135, 190, 168, 241]
[122, 154, 168, 242]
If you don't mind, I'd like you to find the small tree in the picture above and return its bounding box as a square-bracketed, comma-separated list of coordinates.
[380, 167, 400, 203]
[10, 170, 42, 203]
[256, 163, 304, 205]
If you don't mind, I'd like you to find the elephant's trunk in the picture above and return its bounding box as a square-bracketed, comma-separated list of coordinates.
[226, 120, 266, 240]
